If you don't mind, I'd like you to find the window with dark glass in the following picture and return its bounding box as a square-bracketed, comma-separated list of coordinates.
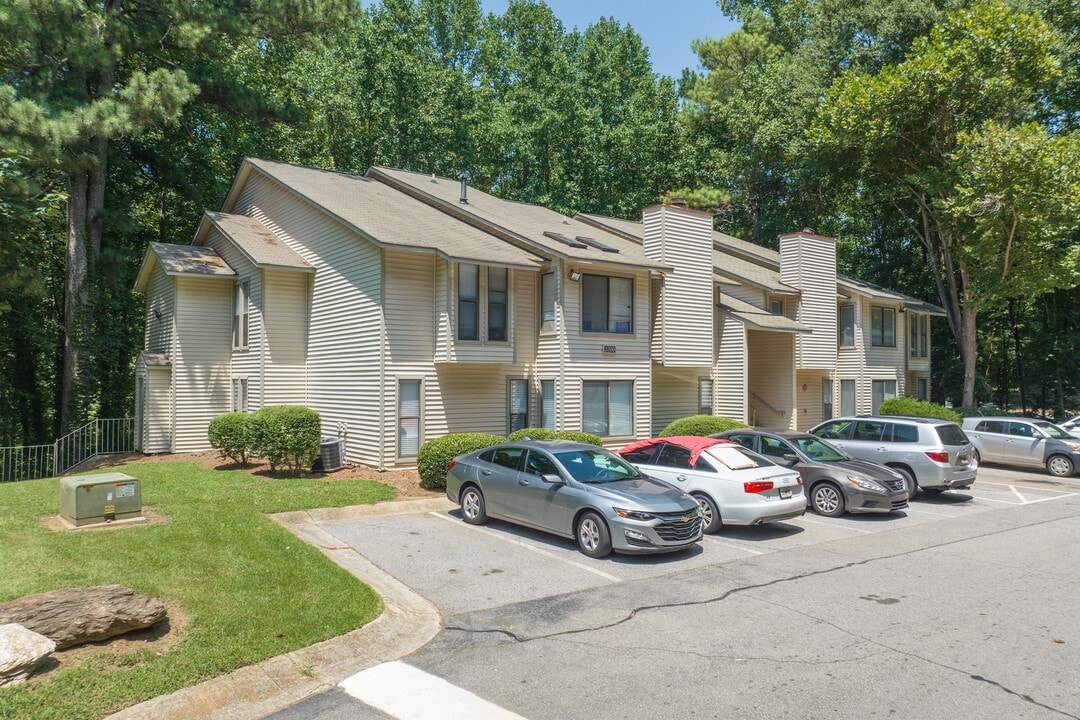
[398, 380, 421, 457]
[233, 281, 249, 349]
[872, 379, 897, 411]
[582, 380, 633, 436]
[508, 378, 528, 434]
[488, 267, 507, 341]
[838, 305, 855, 347]
[540, 272, 555, 332]
[540, 380, 555, 429]
[910, 313, 919, 357]
[582, 274, 632, 333]
[919, 315, 928, 357]
[871, 307, 896, 347]
[698, 378, 713, 415]
[458, 264, 479, 341]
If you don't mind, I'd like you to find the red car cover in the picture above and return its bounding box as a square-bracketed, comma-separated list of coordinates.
[617, 435, 735, 467]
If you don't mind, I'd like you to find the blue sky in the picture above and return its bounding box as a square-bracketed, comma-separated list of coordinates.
[482, 0, 741, 78]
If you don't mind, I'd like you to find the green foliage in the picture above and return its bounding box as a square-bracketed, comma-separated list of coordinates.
[248, 405, 322, 473]
[954, 406, 1012, 419]
[207, 412, 253, 465]
[507, 427, 558, 441]
[552, 430, 603, 445]
[0, 461, 392, 720]
[878, 397, 962, 424]
[659, 415, 750, 437]
[417, 432, 505, 490]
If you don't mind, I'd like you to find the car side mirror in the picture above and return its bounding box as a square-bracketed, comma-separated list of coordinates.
[541, 473, 566, 485]
[782, 453, 799, 465]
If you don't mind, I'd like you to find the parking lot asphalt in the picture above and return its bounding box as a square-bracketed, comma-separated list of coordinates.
[110, 465, 1080, 719]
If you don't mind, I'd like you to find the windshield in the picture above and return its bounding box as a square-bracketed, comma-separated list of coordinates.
[792, 436, 849, 462]
[1034, 421, 1074, 439]
[554, 449, 643, 484]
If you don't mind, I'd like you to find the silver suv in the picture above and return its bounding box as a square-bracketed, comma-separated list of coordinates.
[808, 416, 977, 493]
[961, 417, 1080, 477]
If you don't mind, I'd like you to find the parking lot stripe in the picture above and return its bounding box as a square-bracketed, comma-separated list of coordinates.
[795, 516, 873, 533]
[1010, 485, 1028, 503]
[341, 661, 528, 720]
[901, 506, 959, 518]
[701, 535, 765, 554]
[429, 512, 620, 580]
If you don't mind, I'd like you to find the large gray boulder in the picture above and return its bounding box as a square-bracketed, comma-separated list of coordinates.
[0, 585, 166, 650]
[0, 623, 55, 686]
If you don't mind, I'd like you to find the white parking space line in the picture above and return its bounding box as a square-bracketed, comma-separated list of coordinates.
[902, 506, 959, 518]
[341, 661, 528, 720]
[429, 511, 619, 581]
[796, 516, 873, 533]
[1010, 485, 1028, 503]
[701, 535, 765, 554]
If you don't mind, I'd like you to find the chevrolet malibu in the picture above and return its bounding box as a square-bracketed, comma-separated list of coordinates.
[617, 436, 806, 533]
[445, 439, 703, 558]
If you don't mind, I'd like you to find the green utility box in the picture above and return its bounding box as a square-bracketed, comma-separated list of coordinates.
[59, 472, 142, 527]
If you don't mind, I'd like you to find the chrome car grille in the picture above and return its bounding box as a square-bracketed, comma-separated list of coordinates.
[883, 478, 906, 492]
[654, 515, 702, 541]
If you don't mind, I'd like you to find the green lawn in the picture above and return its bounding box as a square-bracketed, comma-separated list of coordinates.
[0, 462, 396, 720]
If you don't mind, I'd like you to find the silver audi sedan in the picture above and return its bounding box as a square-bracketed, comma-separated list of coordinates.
[445, 439, 703, 558]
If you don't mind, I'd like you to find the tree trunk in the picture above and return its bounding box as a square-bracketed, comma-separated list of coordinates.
[60, 171, 91, 434]
[961, 304, 978, 408]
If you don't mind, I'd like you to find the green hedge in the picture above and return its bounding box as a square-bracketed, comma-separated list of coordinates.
[207, 412, 252, 465]
[879, 397, 962, 424]
[507, 427, 558, 441]
[659, 415, 750, 437]
[418, 433, 506, 490]
[248, 405, 322, 472]
[506, 428, 603, 445]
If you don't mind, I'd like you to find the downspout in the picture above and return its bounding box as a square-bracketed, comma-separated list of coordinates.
[558, 267, 566, 431]
[378, 249, 387, 471]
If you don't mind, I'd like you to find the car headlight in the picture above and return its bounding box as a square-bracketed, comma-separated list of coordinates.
[613, 507, 656, 521]
[846, 475, 887, 493]
[1065, 443, 1080, 452]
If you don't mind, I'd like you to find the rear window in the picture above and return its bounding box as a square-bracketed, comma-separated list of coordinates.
[934, 424, 969, 446]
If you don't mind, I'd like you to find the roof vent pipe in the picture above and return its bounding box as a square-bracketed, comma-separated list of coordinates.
[459, 174, 468, 204]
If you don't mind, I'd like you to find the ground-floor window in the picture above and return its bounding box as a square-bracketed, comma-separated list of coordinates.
[698, 378, 714, 416]
[841, 379, 856, 416]
[508, 378, 528, 434]
[398, 379, 421, 457]
[918, 377, 928, 400]
[872, 379, 897, 413]
[231, 377, 248, 413]
[583, 380, 633, 436]
[823, 378, 833, 421]
[540, 380, 555, 429]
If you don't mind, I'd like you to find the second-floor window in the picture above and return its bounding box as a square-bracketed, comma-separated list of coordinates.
[540, 272, 555, 333]
[919, 314, 928, 357]
[233, 281, 249, 349]
[838, 305, 855, 347]
[582, 274, 632, 333]
[458, 264, 509, 342]
[871, 307, 895, 347]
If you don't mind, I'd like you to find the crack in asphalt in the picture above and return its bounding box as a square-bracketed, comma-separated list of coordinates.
[444, 514, 1078, 717]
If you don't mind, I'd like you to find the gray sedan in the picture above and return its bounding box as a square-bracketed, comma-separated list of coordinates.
[445, 439, 703, 558]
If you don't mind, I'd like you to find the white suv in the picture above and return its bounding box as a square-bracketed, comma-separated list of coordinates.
[809, 416, 978, 493]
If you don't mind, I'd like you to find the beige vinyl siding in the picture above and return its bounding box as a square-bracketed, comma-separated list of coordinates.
[235, 174, 383, 466]
[780, 234, 837, 369]
[795, 369, 830, 430]
[651, 367, 708, 435]
[747, 330, 795, 430]
[262, 270, 309, 405]
[642, 205, 713, 367]
[726, 284, 766, 308]
[204, 229, 263, 407]
[145, 367, 173, 453]
[145, 264, 174, 354]
[714, 312, 748, 422]
[535, 263, 568, 430]
[172, 276, 233, 451]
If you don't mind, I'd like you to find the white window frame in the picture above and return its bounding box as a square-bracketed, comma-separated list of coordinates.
[770, 298, 783, 316]
[457, 263, 510, 344]
[540, 380, 555, 430]
[838, 305, 855, 348]
[871, 306, 896, 347]
[582, 380, 633, 436]
[231, 377, 248, 413]
[398, 379, 422, 458]
[872, 379, 897, 412]
[581, 274, 633, 334]
[698, 378, 714, 416]
[508, 378, 529, 434]
[233, 280, 250, 350]
[540, 271, 556, 333]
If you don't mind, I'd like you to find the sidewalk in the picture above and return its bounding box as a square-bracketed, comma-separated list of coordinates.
[107, 498, 453, 720]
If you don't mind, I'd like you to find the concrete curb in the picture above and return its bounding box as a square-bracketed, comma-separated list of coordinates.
[106, 498, 452, 720]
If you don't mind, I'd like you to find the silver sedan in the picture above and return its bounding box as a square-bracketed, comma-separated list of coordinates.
[445, 439, 703, 558]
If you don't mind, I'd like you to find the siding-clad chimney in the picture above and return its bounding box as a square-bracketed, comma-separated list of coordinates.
[643, 204, 714, 367]
[779, 230, 837, 368]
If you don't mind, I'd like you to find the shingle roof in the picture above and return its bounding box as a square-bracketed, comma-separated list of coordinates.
[242, 159, 546, 270]
[201, 212, 312, 271]
[719, 293, 813, 334]
[134, 242, 236, 292]
[837, 276, 947, 316]
[369, 167, 670, 273]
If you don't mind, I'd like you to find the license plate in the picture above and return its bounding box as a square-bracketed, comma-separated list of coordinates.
[779, 488, 792, 499]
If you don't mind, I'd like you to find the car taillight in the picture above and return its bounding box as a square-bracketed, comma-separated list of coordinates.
[925, 451, 949, 463]
[796, 476, 803, 485]
[447, 461, 457, 471]
[744, 481, 774, 493]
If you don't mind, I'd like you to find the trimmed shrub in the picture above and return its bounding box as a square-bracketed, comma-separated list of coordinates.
[554, 430, 603, 445]
[417, 433, 506, 490]
[659, 415, 750, 437]
[507, 427, 558, 441]
[207, 412, 252, 465]
[248, 405, 322, 473]
[879, 397, 962, 424]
